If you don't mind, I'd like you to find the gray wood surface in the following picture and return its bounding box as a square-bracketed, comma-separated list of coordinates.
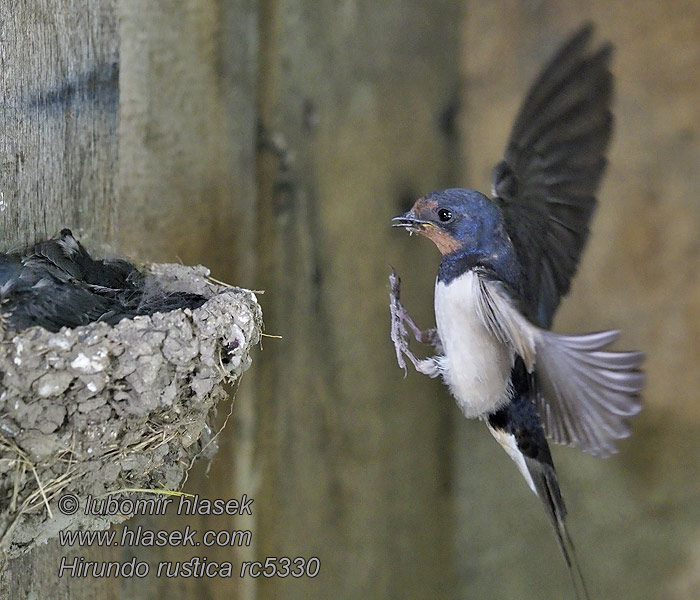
[0, 0, 260, 598]
[117, 2, 260, 599]
[0, 0, 119, 250]
[117, 1, 460, 598]
[0, 2, 120, 599]
[250, 1, 460, 597]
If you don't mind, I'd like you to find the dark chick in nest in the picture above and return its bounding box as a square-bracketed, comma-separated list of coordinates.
[0, 229, 206, 333]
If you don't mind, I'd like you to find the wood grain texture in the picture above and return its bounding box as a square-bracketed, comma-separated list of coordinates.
[117, 0, 259, 272]
[0, 1, 260, 599]
[252, 1, 460, 598]
[117, 1, 260, 600]
[0, 0, 461, 594]
[0, 1, 120, 599]
[458, 3, 700, 599]
[0, 0, 119, 250]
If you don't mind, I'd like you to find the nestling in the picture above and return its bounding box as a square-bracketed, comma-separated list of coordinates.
[0, 229, 205, 332]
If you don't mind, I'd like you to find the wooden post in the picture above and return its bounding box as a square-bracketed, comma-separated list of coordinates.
[251, 1, 460, 597]
[0, 1, 120, 598]
[0, 1, 260, 598]
[0, 0, 118, 248]
[117, 2, 260, 599]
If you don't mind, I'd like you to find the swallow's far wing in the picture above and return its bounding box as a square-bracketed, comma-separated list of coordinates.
[475, 275, 643, 457]
[491, 23, 613, 328]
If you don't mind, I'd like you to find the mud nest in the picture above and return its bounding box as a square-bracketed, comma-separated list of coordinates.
[0, 261, 262, 559]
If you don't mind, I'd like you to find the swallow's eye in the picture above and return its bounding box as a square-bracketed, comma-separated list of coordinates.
[437, 208, 452, 222]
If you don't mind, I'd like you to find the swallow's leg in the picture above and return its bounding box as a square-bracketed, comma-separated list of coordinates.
[416, 326, 442, 350]
[399, 307, 442, 349]
[403, 350, 441, 378]
[389, 268, 442, 378]
[389, 268, 442, 349]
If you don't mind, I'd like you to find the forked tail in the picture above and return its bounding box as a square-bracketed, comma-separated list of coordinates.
[487, 359, 591, 599]
[524, 456, 590, 600]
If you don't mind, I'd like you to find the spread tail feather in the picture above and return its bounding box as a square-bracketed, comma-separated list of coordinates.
[536, 329, 644, 457]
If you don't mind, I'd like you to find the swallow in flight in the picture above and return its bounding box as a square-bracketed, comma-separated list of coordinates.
[390, 24, 643, 598]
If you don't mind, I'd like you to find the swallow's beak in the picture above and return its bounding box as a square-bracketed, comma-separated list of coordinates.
[391, 211, 434, 234]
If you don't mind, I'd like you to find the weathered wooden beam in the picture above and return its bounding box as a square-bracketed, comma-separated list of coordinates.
[1, 1, 463, 598]
[117, 1, 260, 600]
[0, 1, 261, 599]
[0, 0, 119, 250]
[0, 1, 120, 598]
[253, 1, 461, 597]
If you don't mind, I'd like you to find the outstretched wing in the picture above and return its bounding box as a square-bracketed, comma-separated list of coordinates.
[491, 24, 613, 328]
[475, 275, 642, 457]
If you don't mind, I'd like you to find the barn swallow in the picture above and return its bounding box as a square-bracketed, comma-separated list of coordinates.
[390, 24, 643, 598]
[0, 229, 205, 332]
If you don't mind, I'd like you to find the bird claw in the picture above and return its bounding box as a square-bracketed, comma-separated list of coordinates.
[389, 267, 442, 378]
[389, 268, 410, 374]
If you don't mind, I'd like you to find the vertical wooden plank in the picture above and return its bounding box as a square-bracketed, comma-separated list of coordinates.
[117, 0, 258, 273]
[0, 1, 120, 599]
[458, 3, 700, 599]
[0, 1, 260, 598]
[254, 1, 460, 598]
[117, 1, 260, 599]
[0, 0, 118, 249]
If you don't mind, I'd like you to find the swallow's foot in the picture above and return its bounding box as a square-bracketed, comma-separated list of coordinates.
[389, 268, 442, 378]
[389, 268, 442, 349]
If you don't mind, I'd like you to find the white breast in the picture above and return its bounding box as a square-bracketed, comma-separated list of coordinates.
[434, 271, 513, 418]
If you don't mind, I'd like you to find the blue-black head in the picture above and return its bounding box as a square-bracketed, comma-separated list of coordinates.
[392, 188, 519, 284]
[392, 188, 510, 255]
